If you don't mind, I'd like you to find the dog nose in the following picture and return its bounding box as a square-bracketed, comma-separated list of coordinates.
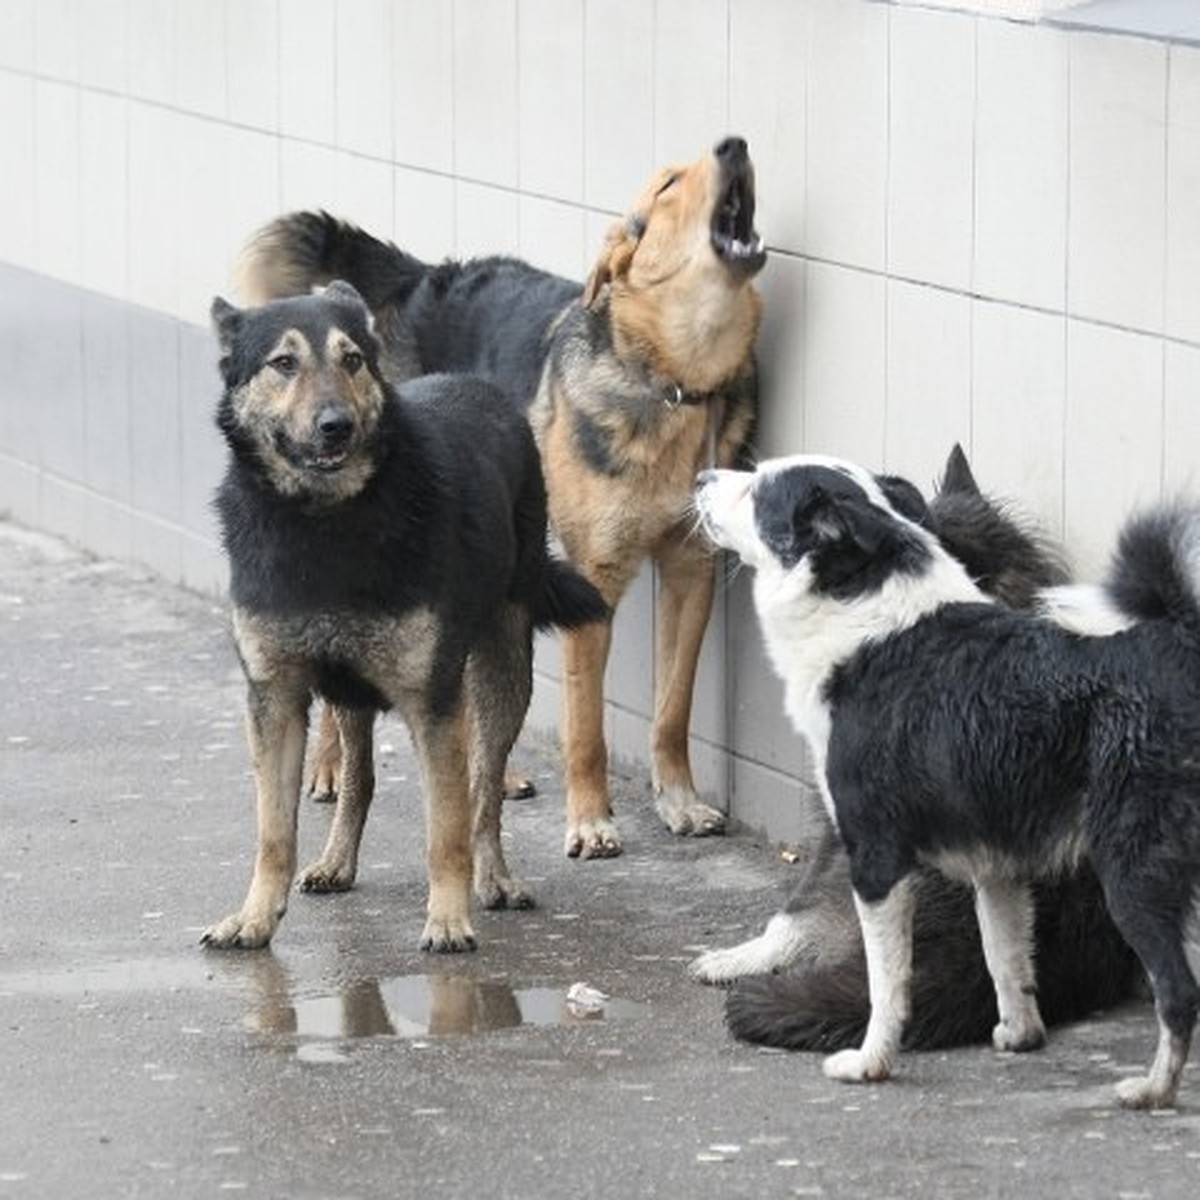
[316, 405, 353, 444]
[715, 136, 748, 165]
[697, 469, 717, 488]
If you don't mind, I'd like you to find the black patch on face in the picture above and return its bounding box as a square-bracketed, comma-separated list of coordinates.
[754, 465, 932, 599]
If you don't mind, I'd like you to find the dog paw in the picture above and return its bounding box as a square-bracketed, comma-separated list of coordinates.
[655, 789, 726, 837]
[822, 1049, 892, 1084]
[689, 948, 737, 984]
[419, 916, 478, 953]
[474, 872, 536, 911]
[297, 859, 355, 893]
[1114, 1075, 1176, 1110]
[305, 764, 340, 804]
[565, 818, 622, 859]
[200, 911, 277, 950]
[504, 770, 537, 800]
[992, 1017, 1046, 1053]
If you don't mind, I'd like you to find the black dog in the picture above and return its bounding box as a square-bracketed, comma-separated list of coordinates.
[202, 283, 605, 952]
[696, 452, 1200, 1109]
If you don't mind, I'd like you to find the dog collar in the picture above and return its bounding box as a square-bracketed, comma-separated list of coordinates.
[664, 382, 710, 409]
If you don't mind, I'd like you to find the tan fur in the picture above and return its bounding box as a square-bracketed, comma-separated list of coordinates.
[240, 140, 764, 861]
[529, 149, 761, 857]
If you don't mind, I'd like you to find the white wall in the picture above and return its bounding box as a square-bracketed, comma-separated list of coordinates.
[2, 0, 1199, 840]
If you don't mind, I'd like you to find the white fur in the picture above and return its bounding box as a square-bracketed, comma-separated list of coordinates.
[823, 881, 915, 1083]
[973, 878, 1046, 1051]
[699, 457, 985, 825]
[689, 911, 811, 982]
[1037, 584, 1138, 636]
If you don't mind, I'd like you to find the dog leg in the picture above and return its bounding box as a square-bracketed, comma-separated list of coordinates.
[561, 616, 622, 859]
[203, 681, 308, 949]
[1105, 900, 1197, 1109]
[823, 880, 915, 1083]
[466, 612, 536, 910]
[651, 541, 725, 837]
[690, 912, 813, 983]
[305, 701, 342, 802]
[973, 877, 1046, 1052]
[410, 704, 477, 952]
[297, 705, 375, 893]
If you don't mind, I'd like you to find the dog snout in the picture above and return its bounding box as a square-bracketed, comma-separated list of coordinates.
[715, 136, 749, 167]
[315, 403, 354, 448]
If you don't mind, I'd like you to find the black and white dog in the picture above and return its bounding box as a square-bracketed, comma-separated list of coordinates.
[695, 453, 1200, 1109]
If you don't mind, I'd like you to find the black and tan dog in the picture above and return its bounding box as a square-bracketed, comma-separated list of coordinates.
[202, 283, 605, 952]
[237, 136, 767, 859]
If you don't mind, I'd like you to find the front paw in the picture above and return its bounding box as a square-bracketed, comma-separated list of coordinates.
[297, 858, 356, 893]
[474, 870, 536, 911]
[565, 817, 622, 859]
[655, 788, 726, 837]
[200, 909, 279, 950]
[823, 1048, 893, 1084]
[419, 915, 478, 953]
[992, 1017, 1046, 1053]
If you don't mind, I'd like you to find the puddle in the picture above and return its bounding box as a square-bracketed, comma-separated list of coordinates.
[244, 975, 645, 1041]
[0, 956, 644, 1045]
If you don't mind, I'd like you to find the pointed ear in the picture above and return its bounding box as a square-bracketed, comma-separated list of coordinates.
[322, 279, 366, 309]
[939, 442, 980, 498]
[581, 216, 643, 309]
[210, 296, 242, 356]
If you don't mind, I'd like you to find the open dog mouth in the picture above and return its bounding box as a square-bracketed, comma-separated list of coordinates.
[305, 450, 349, 473]
[711, 170, 767, 275]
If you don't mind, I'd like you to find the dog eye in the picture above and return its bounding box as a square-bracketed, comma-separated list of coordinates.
[268, 354, 298, 377]
[657, 173, 679, 196]
[342, 350, 364, 374]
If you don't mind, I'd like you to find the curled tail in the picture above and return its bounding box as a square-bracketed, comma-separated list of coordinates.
[534, 559, 608, 631]
[237, 210, 427, 310]
[1105, 504, 1200, 628]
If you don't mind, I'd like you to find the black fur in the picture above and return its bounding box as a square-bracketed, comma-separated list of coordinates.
[725, 448, 1143, 1053]
[250, 212, 579, 407]
[712, 451, 1200, 1106]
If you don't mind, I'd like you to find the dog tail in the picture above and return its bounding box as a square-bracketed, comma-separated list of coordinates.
[725, 871, 1141, 1052]
[237, 210, 427, 310]
[1103, 504, 1200, 630]
[533, 559, 609, 631]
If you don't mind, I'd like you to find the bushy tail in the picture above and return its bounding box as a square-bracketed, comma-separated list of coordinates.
[533, 559, 609, 631]
[237, 210, 427, 310]
[726, 871, 1141, 1053]
[1105, 505, 1200, 629]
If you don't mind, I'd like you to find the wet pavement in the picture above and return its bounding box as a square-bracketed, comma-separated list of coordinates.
[1, 520, 1199, 1199]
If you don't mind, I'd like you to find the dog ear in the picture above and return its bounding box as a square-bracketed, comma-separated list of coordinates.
[322, 280, 377, 332]
[581, 216, 643, 309]
[876, 474, 929, 525]
[323, 279, 366, 309]
[805, 488, 892, 557]
[211, 297, 243, 382]
[211, 296, 242, 352]
[938, 443, 980, 499]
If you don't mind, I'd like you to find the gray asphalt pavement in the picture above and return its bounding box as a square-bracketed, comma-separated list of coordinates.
[1, 520, 1199, 1199]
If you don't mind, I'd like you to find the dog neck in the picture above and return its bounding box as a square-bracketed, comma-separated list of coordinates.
[608, 280, 761, 395]
[755, 544, 986, 744]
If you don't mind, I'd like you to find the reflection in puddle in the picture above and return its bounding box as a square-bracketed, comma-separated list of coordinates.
[245, 975, 644, 1041]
